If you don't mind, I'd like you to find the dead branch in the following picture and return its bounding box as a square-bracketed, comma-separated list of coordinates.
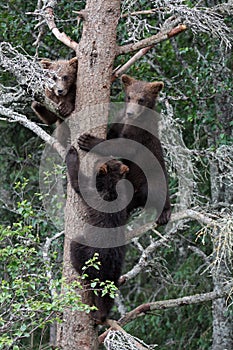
[188, 245, 209, 265]
[72, 10, 87, 19]
[99, 285, 232, 343]
[120, 209, 220, 284]
[125, 207, 217, 249]
[99, 320, 149, 348]
[28, 1, 78, 51]
[113, 45, 153, 80]
[118, 285, 233, 327]
[0, 42, 45, 97]
[162, 100, 196, 209]
[117, 21, 186, 55]
[0, 42, 67, 121]
[0, 105, 66, 160]
[113, 18, 186, 78]
[121, 10, 157, 18]
[172, 209, 216, 226]
[117, 1, 233, 60]
[43, 5, 78, 51]
[42, 231, 64, 298]
[119, 230, 172, 285]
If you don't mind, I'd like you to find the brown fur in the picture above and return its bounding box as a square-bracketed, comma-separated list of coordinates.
[66, 146, 129, 323]
[122, 74, 164, 116]
[78, 75, 171, 225]
[31, 57, 77, 146]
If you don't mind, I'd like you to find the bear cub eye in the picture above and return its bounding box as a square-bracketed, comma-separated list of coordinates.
[52, 75, 57, 81]
[126, 95, 131, 102]
[138, 97, 145, 105]
[62, 75, 69, 81]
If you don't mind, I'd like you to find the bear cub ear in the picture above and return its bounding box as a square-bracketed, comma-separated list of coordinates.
[121, 74, 136, 88]
[149, 81, 164, 95]
[98, 163, 108, 174]
[120, 164, 129, 175]
[40, 60, 52, 69]
[69, 57, 78, 68]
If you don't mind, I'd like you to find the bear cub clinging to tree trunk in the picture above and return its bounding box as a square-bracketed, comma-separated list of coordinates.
[66, 146, 129, 323]
[31, 57, 77, 126]
[78, 74, 171, 225]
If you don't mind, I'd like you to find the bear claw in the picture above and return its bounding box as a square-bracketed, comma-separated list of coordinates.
[78, 133, 96, 151]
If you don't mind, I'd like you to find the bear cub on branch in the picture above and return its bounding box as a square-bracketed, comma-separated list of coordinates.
[78, 74, 171, 225]
[31, 57, 78, 126]
[66, 146, 129, 323]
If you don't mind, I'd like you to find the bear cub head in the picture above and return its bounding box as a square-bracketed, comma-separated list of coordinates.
[94, 159, 129, 201]
[41, 57, 78, 97]
[122, 74, 164, 119]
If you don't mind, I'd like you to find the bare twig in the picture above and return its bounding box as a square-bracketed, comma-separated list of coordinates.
[42, 231, 64, 297]
[0, 105, 66, 159]
[120, 209, 220, 284]
[121, 10, 157, 18]
[113, 45, 153, 79]
[188, 245, 208, 264]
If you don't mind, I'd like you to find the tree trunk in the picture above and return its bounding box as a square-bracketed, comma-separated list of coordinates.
[212, 267, 233, 350]
[56, 1, 120, 349]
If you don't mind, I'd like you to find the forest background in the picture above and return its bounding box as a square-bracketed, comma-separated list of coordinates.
[0, 1, 232, 349]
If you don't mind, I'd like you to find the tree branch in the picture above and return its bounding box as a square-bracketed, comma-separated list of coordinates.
[99, 285, 232, 343]
[119, 229, 172, 285]
[120, 209, 219, 284]
[42, 231, 64, 298]
[117, 18, 187, 55]
[172, 209, 217, 226]
[113, 18, 187, 78]
[188, 245, 209, 265]
[0, 105, 66, 160]
[118, 285, 233, 327]
[113, 45, 153, 80]
[0, 42, 69, 121]
[43, 6, 78, 51]
[121, 10, 157, 18]
[34, 93, 67, 122]
[28, 1, 79, 51]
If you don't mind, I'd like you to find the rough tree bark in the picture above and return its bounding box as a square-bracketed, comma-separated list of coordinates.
[212, 266, 233, 350]
[56, 1, 121, 349]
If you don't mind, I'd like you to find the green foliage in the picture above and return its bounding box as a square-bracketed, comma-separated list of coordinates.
[0, 208, 119, 349]
[81, 253, 119, 300]
[0, 0, 85, 59]
[123, 235, 213, 349]
[0, 1, 35, 52]
[0, 178, 93, 349]
[1, 1, 232, 349]
[125, 304, 212, 350]
[81, 253, 101, 277]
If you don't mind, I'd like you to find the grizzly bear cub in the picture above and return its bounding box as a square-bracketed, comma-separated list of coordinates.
[32, 57, 77, 125]
[78, 74, 171, 225]
[66, 146, 129, 323]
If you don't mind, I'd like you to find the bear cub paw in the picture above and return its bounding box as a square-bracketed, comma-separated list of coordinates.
[78, 133, 102, 151]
